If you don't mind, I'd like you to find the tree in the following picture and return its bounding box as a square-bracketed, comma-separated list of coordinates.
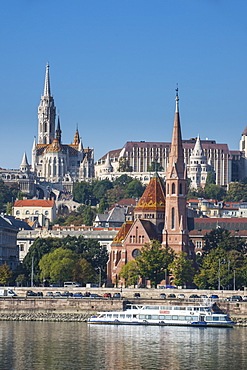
[113, 174, 133, 187]
[203, 228, 246, 255]
[193, 248, 245, 290]
[72, 258, 96, 286]
[169, 252, 195, 287]
[206, 171, 216, 185]
[124, 179, 145, 199]
[0, 263, 13, 285]
[98, 198, 109, 213]
[39, 247, 78, 284]
[92, 179, 113, 201]
[72, 181, 93, 204]
[136, 240, 174, 287]
[5, 202, 12, 215]
[204, 183, 226, 201]
[147, 162, 164, 172]
[16, 274, 27, 287]
[22, 237, 63, 284]
[119, 260, 140, 287]
[105, 186, 125, 205]
[118, 157, 133, 172]
[224, 182, 247, 202]
[83, 205, 95, 226]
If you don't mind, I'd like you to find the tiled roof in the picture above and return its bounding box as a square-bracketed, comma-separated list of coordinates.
[14, 199, 55, 208]
[135, 173, 165, 212]
[112, 222, 133, 244]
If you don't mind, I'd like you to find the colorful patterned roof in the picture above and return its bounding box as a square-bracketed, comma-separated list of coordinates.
[112, 221, 133, 245]
[135, 173, 165, 212]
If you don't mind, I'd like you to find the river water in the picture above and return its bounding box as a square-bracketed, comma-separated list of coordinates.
[0, 321, 246, 370]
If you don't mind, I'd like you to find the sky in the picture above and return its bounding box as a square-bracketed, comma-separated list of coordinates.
[1, 0, 247, 169]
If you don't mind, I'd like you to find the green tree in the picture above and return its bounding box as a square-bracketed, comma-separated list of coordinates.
[16, 274, 27, 287]
[106, 186, 125, 205]
[206, 171, 216, 185]
[194, 248, 244, 290]
[92, 179, 113, 201]
[97, 198, 109, 213]
[224, 182, 247, 202]
[203, 228, 246, 255]
[83, 205, 95, 226]
[118, 157, 133, 172]
[39, 247, 78, 284]
[5, 202, 12, 215]
[113, 174, 133, 187]
[119, 260, 140, 287]
[124, 179, 145, 199]
[72, 258, 96, 286]
[204, 183, 226, 201]
[169, 252, 195, 287]
[147, 162, 164, 172]
[136, 240, 174, 287]
[0, 263, 13, 285]
[72, 181, 93, 204]
[22, 237, 63, 284]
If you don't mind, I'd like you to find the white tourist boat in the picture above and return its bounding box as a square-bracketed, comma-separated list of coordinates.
[88, 303, 235, 328]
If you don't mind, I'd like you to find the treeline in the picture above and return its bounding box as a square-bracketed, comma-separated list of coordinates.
[2, 236, 108, 287]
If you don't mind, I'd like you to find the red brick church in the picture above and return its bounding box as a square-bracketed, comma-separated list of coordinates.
[107, 91, 195, 286]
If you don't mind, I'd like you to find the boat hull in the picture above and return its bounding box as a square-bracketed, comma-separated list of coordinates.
[87, 320, 235, 328]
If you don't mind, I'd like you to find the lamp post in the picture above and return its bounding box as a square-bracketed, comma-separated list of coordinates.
[31, 256, 34, 288]
[218, 259, 221, 290]
[98, 267, 101, 288]
[233, 270, 236, 291]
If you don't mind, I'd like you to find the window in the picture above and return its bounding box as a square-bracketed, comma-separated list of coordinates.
[172, 183, 175, 194]
[171, 208, 175, 229]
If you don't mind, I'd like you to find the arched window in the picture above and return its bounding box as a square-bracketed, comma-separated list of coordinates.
[179, 183, 183, 195]
[172, 183, 175, 194]
[167, 183, 169, 194]
[171, 208, 175, 229]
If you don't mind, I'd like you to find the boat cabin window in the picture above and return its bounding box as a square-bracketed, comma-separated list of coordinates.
[113, 314, 118, 318]
[120, 314, 125, 318]
[152, 315, 159, 320]
[126, 314, 131, 318]
[165, 315, 172, 320]
[159, 315, 165, 320]
[178, 316, 186, 320]
[172, 316, 178, 320]
[213, 316, 220, 321]
[107, 314, 112, 318]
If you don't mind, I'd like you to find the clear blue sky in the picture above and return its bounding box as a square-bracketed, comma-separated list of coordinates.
[1, 0, 247, 169]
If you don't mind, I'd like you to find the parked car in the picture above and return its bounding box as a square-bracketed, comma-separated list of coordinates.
[37, 292, 43, 297]
[103, 293, 112, 298]
[177, 293, 185, 299]
[168, 293, 176, 299]
[159, 293, 166, 299]
[61, 291, 73, 297]
[226, 295, 242, 302]
[134, 292, 140, 298]
[113, 293, 121, 298]
[189, 294, 200, 299]
[54, 292, 61, 297]
[200, 295, 208, 298]
[73, 292, 83, 298]
[90, 294, 102, 298]
[26, 290, 37, 297]
[242, 296, 247, 301]
[209, 295, 219, 299]
[46, 292, 54, 297]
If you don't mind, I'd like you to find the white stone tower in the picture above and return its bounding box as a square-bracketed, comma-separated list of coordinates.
[38, 63, 56, 144]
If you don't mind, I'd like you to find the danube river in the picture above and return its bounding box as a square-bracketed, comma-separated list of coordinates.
[0, 321, 247, 370]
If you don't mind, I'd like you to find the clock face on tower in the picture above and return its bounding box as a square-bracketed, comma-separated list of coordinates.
[132, 249, 140, 259]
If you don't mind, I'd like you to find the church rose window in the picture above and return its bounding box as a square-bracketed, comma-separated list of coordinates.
[132, 249, 140, 258]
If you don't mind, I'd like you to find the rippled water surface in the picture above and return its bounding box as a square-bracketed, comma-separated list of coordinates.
[0, 321, 247, 370]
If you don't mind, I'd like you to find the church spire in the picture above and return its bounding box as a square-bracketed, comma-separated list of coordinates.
[166, 87, 184, 179]
[38, 64, 56, 144]
[44, 63, 51, 97]
[56, 115, 62, 143]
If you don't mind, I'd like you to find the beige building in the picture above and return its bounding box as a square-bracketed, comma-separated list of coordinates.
[13, 199, 56, 227]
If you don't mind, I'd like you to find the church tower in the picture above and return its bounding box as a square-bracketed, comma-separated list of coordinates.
[163, 90, 192, 256]
[38, 63, 56, 144]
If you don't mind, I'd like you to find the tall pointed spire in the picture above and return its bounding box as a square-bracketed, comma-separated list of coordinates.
[44, 63, 51, 97]
[38, 64, 56, 144]
[166, 87, 184, 178]
[56, 115, 62, 143]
